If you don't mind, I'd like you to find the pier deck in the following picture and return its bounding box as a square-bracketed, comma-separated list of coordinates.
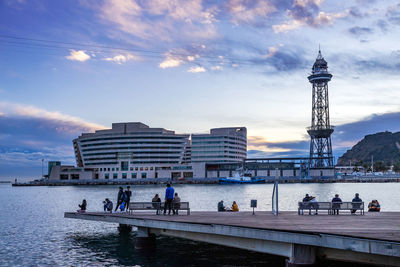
[65, 211, 400, 266]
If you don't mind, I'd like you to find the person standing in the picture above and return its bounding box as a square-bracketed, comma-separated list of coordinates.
[115, 187, 124, 212]
[163, 183, 175, 215]
[331, 194, 342, 215]
[124, 186, 132, 211]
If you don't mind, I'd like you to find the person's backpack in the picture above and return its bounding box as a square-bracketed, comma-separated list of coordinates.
[121, 192, 127, 202]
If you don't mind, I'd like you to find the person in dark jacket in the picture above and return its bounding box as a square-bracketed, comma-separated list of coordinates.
[302, 194, 310, 202]
[124, 186, 132, 211]
[163, 183, 175, 215]
[331, 194, 342, 215]
[115, 187, 124, 211]
[78, 199, 87, 213]
[152, 194, 161, 214]
[103, 198, 113, 213]
[218, 200, 226, 212]
[351, 193, 362, 214]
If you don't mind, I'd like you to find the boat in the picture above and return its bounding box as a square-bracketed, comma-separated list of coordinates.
[219, 168, 265, 184]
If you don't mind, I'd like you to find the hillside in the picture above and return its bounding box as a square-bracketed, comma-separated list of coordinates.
[337, 131, 400, 165]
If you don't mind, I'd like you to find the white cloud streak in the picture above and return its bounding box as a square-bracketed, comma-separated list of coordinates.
[65, 49, 91, 62]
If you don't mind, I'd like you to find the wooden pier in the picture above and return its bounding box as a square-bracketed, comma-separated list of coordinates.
[65, 211, 400, 266]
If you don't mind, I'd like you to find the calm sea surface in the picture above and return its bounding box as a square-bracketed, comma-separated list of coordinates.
[1, 182, 398, 266]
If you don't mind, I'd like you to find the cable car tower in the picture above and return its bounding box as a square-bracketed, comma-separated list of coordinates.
[307, 49, 334, 167]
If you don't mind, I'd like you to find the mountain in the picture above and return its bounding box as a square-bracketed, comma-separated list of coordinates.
[337, 131, 400, 165]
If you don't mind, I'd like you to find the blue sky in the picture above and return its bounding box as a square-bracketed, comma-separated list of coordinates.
[1, 0, 400, 179]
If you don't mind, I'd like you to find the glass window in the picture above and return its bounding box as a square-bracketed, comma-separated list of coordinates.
[116, 168, 119, 171]
[131, 173, 137, 179]
[141, 172, 146, 178]
[100, 168, 102, 171]
[145, 167, 148, 171]
[60, 174, 68, 180]
[135, 167, 138, 171]
[140, 167, 143, 171]
[112, 168, 115, 171]
[108, 168, 110, 171]
[71, 174, 79, 180]
[122, 173, 127, 179]
[113, 173, 118, 179]
[130, 167, 133, 171]
[150, 167, 153, 170]
[121, 161, 129, 171]
[105, 173, 109, 179]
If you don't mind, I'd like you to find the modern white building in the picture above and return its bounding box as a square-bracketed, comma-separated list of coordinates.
[49, 122, 247, 181]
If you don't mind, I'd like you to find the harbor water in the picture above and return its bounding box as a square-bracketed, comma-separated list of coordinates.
[1, 182, 399, 266]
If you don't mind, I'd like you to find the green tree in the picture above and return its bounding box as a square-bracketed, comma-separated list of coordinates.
[374, 161, 389, 172]
[393, 162, 400, 173]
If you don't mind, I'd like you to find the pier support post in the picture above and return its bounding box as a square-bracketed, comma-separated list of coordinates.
[118, 224, 132, 233]
[135, 227, 156, 250]
[286, 244, 316, 267]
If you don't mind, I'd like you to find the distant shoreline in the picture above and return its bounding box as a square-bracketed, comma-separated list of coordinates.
[11, 176, 400, 186]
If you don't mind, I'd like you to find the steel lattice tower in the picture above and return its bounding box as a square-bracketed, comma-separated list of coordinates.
[307, 49, 334, 167]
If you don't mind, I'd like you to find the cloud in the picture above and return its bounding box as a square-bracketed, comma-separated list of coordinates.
[99, 0, 218, 42]
[273, 0, 347, 33]
[159, 54, 184, 69]
[103, 53, 141, 64]
[211, 65, 223, 70]
[227, 0, 276, 25]
[348, 26, 373, 36]
[188, 66, 206, 73]
[65, 49, 91, 62]
[0, 102, 106, 180]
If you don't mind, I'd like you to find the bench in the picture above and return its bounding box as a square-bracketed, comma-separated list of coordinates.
[298, 202, 364, 215]
[129, 202, 190, 215]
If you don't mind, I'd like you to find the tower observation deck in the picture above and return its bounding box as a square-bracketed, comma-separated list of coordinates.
[307, 49, 334, 167]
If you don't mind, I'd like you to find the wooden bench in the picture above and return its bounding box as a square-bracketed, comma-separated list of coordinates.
[298, 201, 364, 215]
[129, 202, 190, 215]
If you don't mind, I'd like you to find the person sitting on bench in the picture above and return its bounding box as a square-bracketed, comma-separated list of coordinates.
[152, 194, 161, 214]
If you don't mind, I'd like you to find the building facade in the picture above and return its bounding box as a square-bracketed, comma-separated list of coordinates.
[50, 122, 247, 181]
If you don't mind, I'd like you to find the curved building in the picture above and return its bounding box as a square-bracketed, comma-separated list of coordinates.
[73, 122, 189, 179]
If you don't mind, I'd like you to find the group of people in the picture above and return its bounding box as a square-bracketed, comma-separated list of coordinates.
[152, 183, 181, 215]
[301, 193, 365, 215]
[217, 200, 239, 212]
[100, 186, 132, 213]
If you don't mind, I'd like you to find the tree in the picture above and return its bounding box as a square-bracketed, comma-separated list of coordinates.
[374, 161, 389, 172]
[393, 162, 400, 173]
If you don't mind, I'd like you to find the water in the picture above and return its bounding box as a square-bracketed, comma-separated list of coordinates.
[1, 182, 398, 266]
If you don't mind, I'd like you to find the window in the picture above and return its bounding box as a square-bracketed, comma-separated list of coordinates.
[150, 167, 153, 170]
[122, 173, 127, 179]
[140, 167, 143, 171]
[141, 172, 147, 178]
[145, 167, 148, 171]
[71, 174, 79, 180]
[95, 173, 99, 179]
[112, 168, 115, 171]
[113, 173, 118, 179]
[135, 167, 138, 171]
[108, 168, 110, 171]
[116, 168, 119, 171]
[100, 168, 103, 171]
[131, 173, 137, 179]
[60, 174, 68, 180]
[105, 173, 109, 179]
[130, 167, 133, 171]
[121, 161, 129, 171]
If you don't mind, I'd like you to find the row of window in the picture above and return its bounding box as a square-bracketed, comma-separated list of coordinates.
[84, 156, 182, 161]
[81, 141, 185, 147]
[81, 146, 183, 152]
[104, 173, 146, 179]
[100, 166, 154, 172]
[85, 161, 180, 165]
[79, 135, 188, 143]
[82, 151, 186, 157]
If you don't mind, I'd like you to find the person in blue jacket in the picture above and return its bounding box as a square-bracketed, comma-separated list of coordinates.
[164, 183, 175, 215]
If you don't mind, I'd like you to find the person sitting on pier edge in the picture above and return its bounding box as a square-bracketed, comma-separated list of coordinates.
[218, 200, 226, 212]
[124, 186, 132, 211]
[351, 193, 363, 214]
[77, 199, 87, 213]
[309, 196, 319, 215]
[164, 183, 175, 215]
[331, 194, 342, 215]
[173, 192, 181, 215]
[152, 194, 161, 214]
[231, 201, 239, 212]
[115, 187, 124, 212]
[103, 198, 113, 213]
[368, 199, 381, 212]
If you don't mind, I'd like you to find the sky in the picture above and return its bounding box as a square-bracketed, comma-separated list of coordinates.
[1, 0, 400, 180]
